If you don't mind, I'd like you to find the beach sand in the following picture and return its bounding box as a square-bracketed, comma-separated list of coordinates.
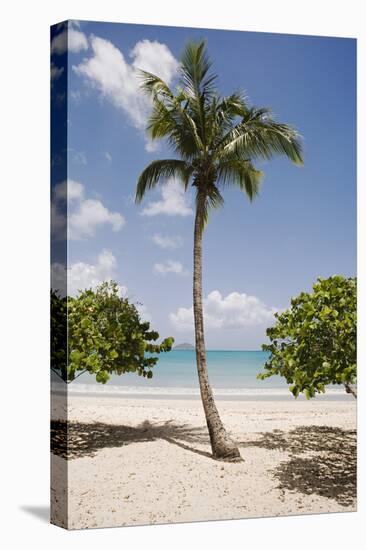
[51, 395, 356, 529]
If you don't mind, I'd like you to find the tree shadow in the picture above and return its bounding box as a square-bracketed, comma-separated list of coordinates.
[51, 419, 211, 460]
[241, 425, 357, 506]
[51, 420, 356, 506]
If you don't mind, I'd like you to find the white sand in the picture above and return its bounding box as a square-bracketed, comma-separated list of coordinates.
[51, 395, 357, 529]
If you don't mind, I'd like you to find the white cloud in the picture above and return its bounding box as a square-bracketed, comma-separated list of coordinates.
[51, 250, 127, 297]
[131, 39, 179, 84]
[51, 23, 88, 55]
[68, 250, 117, 295]
[51, 62, 64, 81]
[104, 151, 112, 162]
[50, 202, 66, 237]
[54, 179, 83, 201]
[170, 290, 278, 332]
[73, 36, 178, 149]
[74, 36, 147, 128]
[51, 252, 153, 322]
[68, 28, 89, 52]
[51, 31, 67, 55]
[152, 233, 183, 249]
[51, 179, 125, 240]
[69, 198, 124, 239]
[153, 259, 187, 276]
[141, 179, 193, 217]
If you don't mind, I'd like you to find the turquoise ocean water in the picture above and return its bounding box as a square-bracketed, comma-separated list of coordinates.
[69, 350, 347, 400]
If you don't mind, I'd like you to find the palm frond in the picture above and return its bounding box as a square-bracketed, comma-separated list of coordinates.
[217, 107, 304, 165]
[207, 185, 224, 209]
[206, 92, 249, 150]
[195, 185, 224, 233]
[147, 94, 204, 159]
[135, 159, 192, 203]
[180, 40, 217, 99]
[135, 40, 304, 220]
[217, 156, 263, 201]
[138, 70, 174, 100]
[139, 67, 205, 159]
[217, 92, 249, 119]
[179, 40, 218, 149]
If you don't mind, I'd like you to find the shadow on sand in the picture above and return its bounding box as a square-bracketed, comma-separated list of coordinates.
[51, 420, 356, 506]
[51, 419, 212, 460]
[240, 425, 357, 506]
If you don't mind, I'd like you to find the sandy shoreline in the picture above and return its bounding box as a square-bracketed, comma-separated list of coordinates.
[51, 395, 357, 529]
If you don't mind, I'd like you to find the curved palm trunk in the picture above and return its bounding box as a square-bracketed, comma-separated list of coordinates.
[193, 194, 242, 461]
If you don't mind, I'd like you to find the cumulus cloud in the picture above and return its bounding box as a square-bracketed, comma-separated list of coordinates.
[51, 179, 125, 240]
[73, 36, 178, 149]
[153, 260, 187, 276]
[151, 233, 183, 249]
[54, 179, 83, 201]
[50, 202, 67, 239]
[141, 179, 193, 217]
[68, 28, 89, 52]
[51, 252, 152, 321]
[51, 62, 64, 81]
[130, 39, 179, 84]
[51, 22, 88, 55]
[67, 250, 118, 295]
[51, 250, 127, 297]
[170, 290, 278, 332]
[69, 198, 124, 239]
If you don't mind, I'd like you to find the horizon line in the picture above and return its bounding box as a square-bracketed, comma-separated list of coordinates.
[173, 348, 266, 352]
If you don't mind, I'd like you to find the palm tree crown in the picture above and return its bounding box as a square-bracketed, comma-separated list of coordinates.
[135, 40, 303, 226]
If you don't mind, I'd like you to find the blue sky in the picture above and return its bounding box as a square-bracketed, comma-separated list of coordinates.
[51, 20, 356, 349]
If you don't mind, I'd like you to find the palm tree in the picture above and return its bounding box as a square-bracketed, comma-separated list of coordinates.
[135, 41, 303, 461]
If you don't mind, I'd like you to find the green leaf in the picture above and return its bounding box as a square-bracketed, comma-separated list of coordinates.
[257, 276, 356, 399]
[60, 281, 174, 384]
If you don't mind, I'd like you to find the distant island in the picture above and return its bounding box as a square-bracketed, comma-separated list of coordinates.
[174, 343, 195, 350]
